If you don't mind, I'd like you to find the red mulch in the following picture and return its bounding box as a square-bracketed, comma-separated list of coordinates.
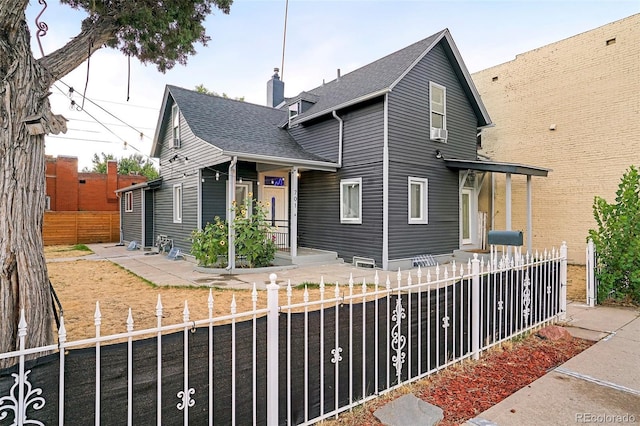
[418, 333, 594, 426]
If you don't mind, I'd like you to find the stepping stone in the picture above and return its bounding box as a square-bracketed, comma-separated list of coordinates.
[373, 394, 443, 426]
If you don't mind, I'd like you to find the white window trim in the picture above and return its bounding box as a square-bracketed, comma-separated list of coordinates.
[408, 177, 428, 224]
[124, 191, 133, 212]
[44, 195, 51, 211]
[429, 81, 447, 141]
[340, 177, 362, 224]
[173, 183, 183, 223]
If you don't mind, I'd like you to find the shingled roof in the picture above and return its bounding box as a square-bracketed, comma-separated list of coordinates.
[154, 85, 334, 165]
[290, 29, 490, 127]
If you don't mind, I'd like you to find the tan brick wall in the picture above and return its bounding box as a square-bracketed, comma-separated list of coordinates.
[473, 14, 640, 263]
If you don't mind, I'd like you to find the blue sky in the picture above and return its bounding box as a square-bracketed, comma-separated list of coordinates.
[26, 0, 638, 170]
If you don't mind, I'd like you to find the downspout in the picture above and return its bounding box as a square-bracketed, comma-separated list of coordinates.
[382, 94, 389, 270]
[227, 156, 238, 272]
[332, 110, 343, 167]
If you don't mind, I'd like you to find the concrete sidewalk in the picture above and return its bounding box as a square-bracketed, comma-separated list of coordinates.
[80, 242, 399, 290]
[466, 302, 640, 426]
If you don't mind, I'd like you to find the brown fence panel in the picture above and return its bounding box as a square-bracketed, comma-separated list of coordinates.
[43, 212, 120, 246]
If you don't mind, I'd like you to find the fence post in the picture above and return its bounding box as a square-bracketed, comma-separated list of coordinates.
[471, 254, 480, 360]
[266, 273, 280, 426]
[560, 242, 567, 320]
[586, 238, 596, 307]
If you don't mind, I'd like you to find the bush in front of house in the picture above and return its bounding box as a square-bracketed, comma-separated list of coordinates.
[588, 165, 640, 303]
[191, 216, 229, 267]
[191, 196, 277, 268]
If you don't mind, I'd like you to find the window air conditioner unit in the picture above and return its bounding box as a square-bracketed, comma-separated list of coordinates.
[431, 128, 448, 141]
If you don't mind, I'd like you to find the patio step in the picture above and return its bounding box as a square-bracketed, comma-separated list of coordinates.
[276, 248, 341, 266]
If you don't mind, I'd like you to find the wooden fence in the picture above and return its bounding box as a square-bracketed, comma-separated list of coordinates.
[43, 211, 120, 246]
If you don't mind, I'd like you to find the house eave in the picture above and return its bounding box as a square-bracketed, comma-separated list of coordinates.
[224, 151, 338, 172]
[444, 159, 550, 177]
[291, 88, 391, 126]
[115, 177, 163, 193]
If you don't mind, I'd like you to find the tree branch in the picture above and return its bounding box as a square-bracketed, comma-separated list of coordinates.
[38, 15, 118, 84]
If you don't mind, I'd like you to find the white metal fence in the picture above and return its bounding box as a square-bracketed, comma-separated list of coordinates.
[586, 238, 598, 306]
[0, 243, 567, 425]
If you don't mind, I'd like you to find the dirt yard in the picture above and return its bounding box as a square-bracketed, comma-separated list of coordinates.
[44, 246, 588, 341]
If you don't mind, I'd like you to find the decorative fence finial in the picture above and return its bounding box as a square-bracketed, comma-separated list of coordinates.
[35, 0, 49, 57]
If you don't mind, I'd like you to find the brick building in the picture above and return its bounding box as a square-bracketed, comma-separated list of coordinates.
[472, 14, 639, 263]
[45, 156, 146, 211]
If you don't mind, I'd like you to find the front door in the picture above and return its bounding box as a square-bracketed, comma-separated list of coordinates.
[461, 188, 474, 246]
[262, 178, 289, 249]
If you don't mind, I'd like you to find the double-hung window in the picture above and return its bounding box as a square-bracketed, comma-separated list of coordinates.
[340, 178, 362, 224]
[124, 191, 133, 212]
[173, 183, 182, 223]
[429, 82, 447, 141]
[408, 177, 428, 224]
[172, 104, 181, 148]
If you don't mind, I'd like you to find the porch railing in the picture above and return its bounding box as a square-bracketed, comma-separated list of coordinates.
[266, 219, 289, 251]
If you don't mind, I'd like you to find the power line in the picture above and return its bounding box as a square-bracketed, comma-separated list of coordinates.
[51, 83, 157, 163]
[50, 90, 159, 111]
[56, 80, 154, 141]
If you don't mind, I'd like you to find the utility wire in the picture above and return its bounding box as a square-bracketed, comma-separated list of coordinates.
[56, 80, 154, 141]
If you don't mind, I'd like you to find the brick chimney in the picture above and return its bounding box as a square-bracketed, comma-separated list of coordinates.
[107, 160, 118, 201]
[267, 68, 284, 107]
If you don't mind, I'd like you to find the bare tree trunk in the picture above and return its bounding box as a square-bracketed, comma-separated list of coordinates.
[0, 7, 66, 367]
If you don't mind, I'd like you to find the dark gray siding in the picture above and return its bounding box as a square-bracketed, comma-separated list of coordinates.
[122, 189, 143, 244]
[387, 42, 480, 260]
[144, 189, 154, 247]
[289, 117, 339, 162]
[298, 101, 384, 264]
[201, 167, 227, 226]
[201, 161, 258, 225]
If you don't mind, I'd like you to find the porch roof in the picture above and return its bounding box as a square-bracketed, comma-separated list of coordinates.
[114, 177, 163, 193]
[444, 158, 550, 177]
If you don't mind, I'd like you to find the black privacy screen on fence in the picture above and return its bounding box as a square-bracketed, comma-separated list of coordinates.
[0, 262, 561, 426]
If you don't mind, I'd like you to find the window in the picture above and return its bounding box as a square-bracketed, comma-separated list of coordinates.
[235, 183, 252, 218]
[173, 184, 182, 223]
[430, 82, 447, 141]
[340, 178, 362, 224]
[172, 104, 181, 148]
[44, 195, 51, 211]
[288, 101, 300, 126]
[408, 177, 428, 224]
[124, 192, 133, 212]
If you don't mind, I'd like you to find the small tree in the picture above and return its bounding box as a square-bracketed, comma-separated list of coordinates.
[85, 152, 160, 180]
[588, 165, 640, 303]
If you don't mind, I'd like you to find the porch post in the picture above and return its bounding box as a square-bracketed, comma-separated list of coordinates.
[505, 173, 512, 258]
[290, 167, 298, 258]
[228, 158, 237, 272]
[526, 175, 532, 254]
[505, 173, 512, 231]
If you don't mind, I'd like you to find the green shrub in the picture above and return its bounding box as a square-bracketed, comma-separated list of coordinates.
[588, 165, 640, 303]
[191, 197, 277, 268]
